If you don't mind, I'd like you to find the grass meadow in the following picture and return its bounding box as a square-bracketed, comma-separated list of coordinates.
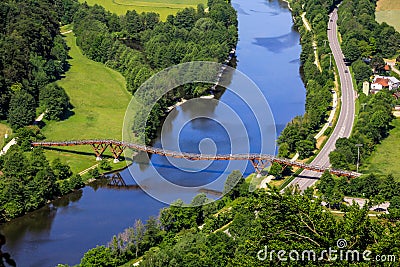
[78, 0, 207, 20]
[362, 118, 400, 181]
[375, 0, 400, 32]
[42, 31, 132, 173]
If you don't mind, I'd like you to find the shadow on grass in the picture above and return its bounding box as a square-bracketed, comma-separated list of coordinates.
[42, 146, 127, 161]
[42, 146, 123, 159]
[296, 174, 321, 180]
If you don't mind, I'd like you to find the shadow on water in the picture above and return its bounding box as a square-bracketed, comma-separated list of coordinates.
[253, 32, 299, 53]
[0, 234, 16, 267]
[0, 190, 82, 247]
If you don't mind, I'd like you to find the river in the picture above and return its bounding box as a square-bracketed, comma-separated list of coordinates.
[0, 0, 305, 266]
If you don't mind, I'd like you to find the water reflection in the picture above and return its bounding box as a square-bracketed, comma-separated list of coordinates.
[253, 32, 300, 53]
[232, 3, 250, 15]
[0, 234, 16, 267]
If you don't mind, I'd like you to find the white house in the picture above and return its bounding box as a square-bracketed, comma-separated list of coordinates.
[370, 76, 400, 94]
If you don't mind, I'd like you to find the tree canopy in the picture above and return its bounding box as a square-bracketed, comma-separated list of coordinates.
[0, 0, 71, 129]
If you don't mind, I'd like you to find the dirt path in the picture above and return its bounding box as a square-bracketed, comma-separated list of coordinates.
[301, 13, 322, 72]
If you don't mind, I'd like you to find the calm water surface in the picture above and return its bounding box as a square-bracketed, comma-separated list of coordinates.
[0, 1, 305, 266]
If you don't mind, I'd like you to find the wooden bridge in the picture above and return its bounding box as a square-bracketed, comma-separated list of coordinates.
[31, 139, 361, 178]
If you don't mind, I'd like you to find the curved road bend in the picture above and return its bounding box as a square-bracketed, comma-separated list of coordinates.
[286, 8, 356, 191]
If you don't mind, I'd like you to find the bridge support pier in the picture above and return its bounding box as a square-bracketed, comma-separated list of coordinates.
[109, 144, 125, 162]
[108, 173, 126, 186]
[250, 159, 270, 176]
[92, 143, 109, 159]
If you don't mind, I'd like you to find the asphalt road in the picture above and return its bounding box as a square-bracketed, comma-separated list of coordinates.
[286, 8, 356, 191]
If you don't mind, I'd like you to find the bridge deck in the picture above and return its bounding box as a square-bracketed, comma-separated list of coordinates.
[31, 140, 361, 178]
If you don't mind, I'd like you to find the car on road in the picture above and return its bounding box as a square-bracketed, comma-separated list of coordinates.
[344, 70, 348, 73]
[374, 207, 386, 212]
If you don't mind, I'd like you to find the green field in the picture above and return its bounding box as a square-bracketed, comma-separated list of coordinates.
[362, 118, 400, 180]
[78, 0, 207, 20]
[376, 0, 400, 32]
[42, 32, 131, 173]
[0, 123, 12, 149]
[376, 11, 400, 32]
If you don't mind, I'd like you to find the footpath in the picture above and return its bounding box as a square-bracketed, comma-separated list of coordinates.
[0, 112, 46, 156]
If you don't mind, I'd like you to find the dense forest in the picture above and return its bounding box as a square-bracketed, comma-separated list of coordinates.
[60, 172, 400, 266]
[0, 0, 72, 129]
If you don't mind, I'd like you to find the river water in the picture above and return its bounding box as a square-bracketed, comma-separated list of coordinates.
[0, 1, 305, 266]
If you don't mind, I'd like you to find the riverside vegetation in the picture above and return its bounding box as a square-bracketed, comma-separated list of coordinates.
[59, 171, 400, 266]
[277, 0, 336, 160]
[0, 0, 80, 222]
[71, 0, 238, 143]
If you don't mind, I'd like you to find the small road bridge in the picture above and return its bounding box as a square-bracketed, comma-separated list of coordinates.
[31, 140, 361, 178]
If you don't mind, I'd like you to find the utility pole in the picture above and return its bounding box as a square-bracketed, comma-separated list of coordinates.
[361, 103, 367, 111]
[355, 144, 363, 172]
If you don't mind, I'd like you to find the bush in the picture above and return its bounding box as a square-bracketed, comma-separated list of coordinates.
[88, 167, 100, 179]
[70, 174, 84, 190]
[99, 160, 112, 171]
[324, 126, 332, 136]
[57, 180, 71, 195]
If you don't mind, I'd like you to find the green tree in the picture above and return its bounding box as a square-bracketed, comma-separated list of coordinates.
[80, 246, 120, 267]
[222, 170, 244, 199]
[39, 83, 70, 120]
[124, 10, 144, 35]
[352, 59, 372, 83]
[70, 174, 84, 190]
[317, 170, 335, 195]
[387, 196, 400, 221]
[8, 91, 36, 129]
[52, 158, 72, 180]
[342, 38, 361, 62]
[296, 139, 315, 159]
[370, 56, 385, 73]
